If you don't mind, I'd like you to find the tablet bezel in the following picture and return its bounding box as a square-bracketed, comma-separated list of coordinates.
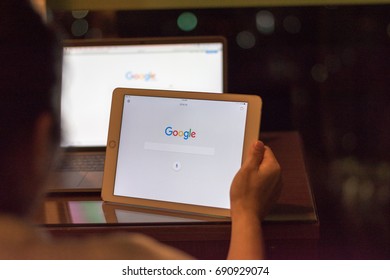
[101, 88, 262, 217]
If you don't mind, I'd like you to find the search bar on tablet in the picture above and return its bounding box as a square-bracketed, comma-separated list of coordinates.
[144, 142, 215, 156]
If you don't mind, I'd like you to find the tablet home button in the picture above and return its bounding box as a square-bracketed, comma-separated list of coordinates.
[109, 140, 116, 148]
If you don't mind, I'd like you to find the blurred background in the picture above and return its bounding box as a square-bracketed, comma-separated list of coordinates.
[44, 0, 390, 259]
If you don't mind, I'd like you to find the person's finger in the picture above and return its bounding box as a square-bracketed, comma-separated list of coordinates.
[243, 140, 265, 170]
[259, 146, 280, 173]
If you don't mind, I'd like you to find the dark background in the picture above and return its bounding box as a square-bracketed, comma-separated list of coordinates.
[50, 4, 390, 259]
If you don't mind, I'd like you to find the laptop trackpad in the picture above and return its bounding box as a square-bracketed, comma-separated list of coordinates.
[78, 172, 103, 189]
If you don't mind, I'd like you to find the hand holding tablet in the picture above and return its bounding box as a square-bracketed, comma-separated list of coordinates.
[102, 88, 262, 216]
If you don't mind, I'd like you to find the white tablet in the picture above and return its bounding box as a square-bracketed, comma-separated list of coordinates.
[101, 88, 262, 217]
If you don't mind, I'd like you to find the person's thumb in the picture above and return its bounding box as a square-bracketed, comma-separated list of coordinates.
[243, 140, 265, 170]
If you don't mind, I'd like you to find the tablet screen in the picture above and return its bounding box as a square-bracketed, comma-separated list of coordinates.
[113, 95, 248, 210]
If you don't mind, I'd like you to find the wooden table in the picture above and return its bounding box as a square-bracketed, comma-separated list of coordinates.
[35, 131, 318, 259]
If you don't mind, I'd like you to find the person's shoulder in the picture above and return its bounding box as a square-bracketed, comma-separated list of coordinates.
[2, 232, 193, 260]
[0, 214, 49, 259]
[73, 232, 194, 260]
[37, 232, 194, 260]
[88, 233, 191, 260]
[0, 215, 193, 260]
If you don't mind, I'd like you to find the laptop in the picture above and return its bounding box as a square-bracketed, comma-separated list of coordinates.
[101, 88, 262, 216]
[47, 36, 227, 192]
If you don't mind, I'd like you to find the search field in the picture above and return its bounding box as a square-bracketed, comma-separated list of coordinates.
[144, 142, 215, 156]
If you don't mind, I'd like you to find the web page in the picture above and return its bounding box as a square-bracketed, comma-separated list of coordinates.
[113, 95, 248, 209]
[61, 43, 223, 147]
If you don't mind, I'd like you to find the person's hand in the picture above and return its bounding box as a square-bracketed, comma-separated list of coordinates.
[230, 140, 282, 220]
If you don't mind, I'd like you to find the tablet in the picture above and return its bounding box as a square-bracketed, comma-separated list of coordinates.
[101, 88, 262, 217]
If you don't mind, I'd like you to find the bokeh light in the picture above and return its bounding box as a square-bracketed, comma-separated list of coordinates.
[177, 12, 198, 32]
[71, 19, 89, 37]
[236, 31, 256, 49]
[311, 63, 328, 83]
[72, 10, 89, 19]
[256, 10, 275, 34]
[283, 15, 301, 34]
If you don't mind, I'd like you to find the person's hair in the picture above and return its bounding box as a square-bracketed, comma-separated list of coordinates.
[0, 0, 62, 215]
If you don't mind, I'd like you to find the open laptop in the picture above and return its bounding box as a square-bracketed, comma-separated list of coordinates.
[47, 36, 227, 192]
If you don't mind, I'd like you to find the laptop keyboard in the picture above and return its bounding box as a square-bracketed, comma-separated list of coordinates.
[56, 154, 105, 172]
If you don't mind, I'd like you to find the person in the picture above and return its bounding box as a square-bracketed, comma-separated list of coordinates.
[0, 0, 281, 259]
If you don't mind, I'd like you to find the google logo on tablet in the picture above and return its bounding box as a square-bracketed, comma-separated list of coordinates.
[165, 126, 196, 140]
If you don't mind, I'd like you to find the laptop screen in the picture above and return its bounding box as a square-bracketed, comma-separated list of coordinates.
[61, 37, 226, 148]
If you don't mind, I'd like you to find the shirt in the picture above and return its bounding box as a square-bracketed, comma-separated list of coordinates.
[0, 215, 193, 260]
